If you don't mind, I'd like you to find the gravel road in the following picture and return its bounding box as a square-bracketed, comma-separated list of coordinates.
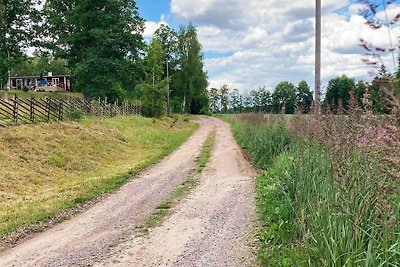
[0, 117, 257, 267]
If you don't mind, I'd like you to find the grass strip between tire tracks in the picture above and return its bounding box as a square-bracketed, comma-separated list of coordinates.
[138, 130, 216, 234]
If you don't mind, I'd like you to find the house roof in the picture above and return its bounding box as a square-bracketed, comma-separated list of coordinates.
[10, 75, 71, 79]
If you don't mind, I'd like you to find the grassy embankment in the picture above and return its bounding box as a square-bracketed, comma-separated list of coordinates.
[224, 114, 399, 267]
[0, 90, 84, 99]
[139, 130, 216, 234]
[0, 115, 197, 238]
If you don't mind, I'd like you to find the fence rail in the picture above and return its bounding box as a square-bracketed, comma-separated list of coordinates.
[0, 95, 141, 127]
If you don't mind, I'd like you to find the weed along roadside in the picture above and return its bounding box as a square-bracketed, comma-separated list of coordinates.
[0, 115, 198, 244]
[138, 130, 216, 234]
[224, 114, 400, 267]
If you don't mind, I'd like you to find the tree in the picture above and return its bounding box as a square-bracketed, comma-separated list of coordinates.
[43, 0, 145, 102]
[154, 24, 178, 79]
[272, 81, 296, 114]
[230, 88, 242, 113]
[0, 0, 38, 89]
[140, 39, 167, 117]
[296, 80, 313, 113]
[154, 24, 179, 113]
[242, 91, 253, 112]
[250, 89, 261, 112]
[257, 86, 271, 112]
[11, 55, 69, 76]
[174, 24, 209, 114]
[220, 84, 229, 113]
[208, 87, 220, 114]
[324, 75, 355, 112]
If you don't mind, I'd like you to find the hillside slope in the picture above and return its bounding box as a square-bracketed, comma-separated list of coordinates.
[0, 116, 197, 238]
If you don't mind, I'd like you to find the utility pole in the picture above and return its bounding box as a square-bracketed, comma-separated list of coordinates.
[315, 0, 321, 114]
[166, 60, 170, 115]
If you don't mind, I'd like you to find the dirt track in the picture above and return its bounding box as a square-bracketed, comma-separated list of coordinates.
[0, 117, 257, 267]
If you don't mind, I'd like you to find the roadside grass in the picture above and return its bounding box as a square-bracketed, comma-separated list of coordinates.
[0, 116, 198, 238]
[227, 114, 400, 267]
[138, 130, 216, 234]
[0, 90, 84, 99]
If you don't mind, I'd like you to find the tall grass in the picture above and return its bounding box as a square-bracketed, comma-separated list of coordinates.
[228, 112, 400, 266]
[227, 114, 291, 169]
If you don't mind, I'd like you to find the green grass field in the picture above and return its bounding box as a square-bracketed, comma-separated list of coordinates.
[0, 115, 198, 237]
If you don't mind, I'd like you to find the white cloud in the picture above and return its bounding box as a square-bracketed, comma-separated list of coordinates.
[171, 0, 399, 92]
[143, 16, 168, 39]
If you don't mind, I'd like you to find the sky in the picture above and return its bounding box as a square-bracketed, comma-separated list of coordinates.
[136, 0, 400, 94]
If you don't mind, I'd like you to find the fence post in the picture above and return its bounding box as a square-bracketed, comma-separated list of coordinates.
[13, 95, 19, 126]
[47, 98, 51, 122]
[89, 100, 92, 116]
[97, 98, 101, 116]
[30, 97, 34, 123]
[59, 98, 64, 121]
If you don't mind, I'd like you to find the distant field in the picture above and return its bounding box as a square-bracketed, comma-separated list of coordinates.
[0, 115, 198, 237]
[0, 90, 84, 100]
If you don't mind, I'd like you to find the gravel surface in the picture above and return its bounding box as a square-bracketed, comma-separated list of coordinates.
[0, 117, 215, 267]
[95, 118, 258, 267]
[0, 117, 257, 267]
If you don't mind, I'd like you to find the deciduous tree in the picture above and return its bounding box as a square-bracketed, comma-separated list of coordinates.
[0, 0, 38, 89]
[140, 39, 167, 117]
[220, 84, 229, 113]
[296, 80, 313, 113]
[174, 24, 209, 114]
[208, 87, 220, 114]
[43, 0, 145, 102]
[324, 75, 355, 112]
[272, 81, 296, 114]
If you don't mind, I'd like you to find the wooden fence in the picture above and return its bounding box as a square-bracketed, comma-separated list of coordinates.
[0, 95, 141, 127]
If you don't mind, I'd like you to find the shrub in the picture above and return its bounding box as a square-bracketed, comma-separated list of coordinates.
[65, 108, 85, 121]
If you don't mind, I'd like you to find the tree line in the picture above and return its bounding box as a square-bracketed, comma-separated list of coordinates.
[0, 1, 208, 116]
[209, 81, 313, 114]
[210, 64, 398, 115]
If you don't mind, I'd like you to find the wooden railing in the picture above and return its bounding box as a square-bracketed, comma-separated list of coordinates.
[0, 96, 141, 127]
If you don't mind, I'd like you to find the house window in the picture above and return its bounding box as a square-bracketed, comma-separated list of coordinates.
[16, 79, 23, 88]
[52, 78, 60, 86]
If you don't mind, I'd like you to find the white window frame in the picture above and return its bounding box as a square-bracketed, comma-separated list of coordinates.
[52, 78, 60, 86]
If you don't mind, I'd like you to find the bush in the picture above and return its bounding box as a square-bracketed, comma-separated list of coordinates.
[65, 108, 85, 121]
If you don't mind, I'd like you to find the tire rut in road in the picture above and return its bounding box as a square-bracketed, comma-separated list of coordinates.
[0, 117, 216, 267]
[95, 118, 258, 267]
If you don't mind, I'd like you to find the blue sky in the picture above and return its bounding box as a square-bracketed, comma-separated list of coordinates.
[137, 0, 170, 23]
[136, 0, 400, 92]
